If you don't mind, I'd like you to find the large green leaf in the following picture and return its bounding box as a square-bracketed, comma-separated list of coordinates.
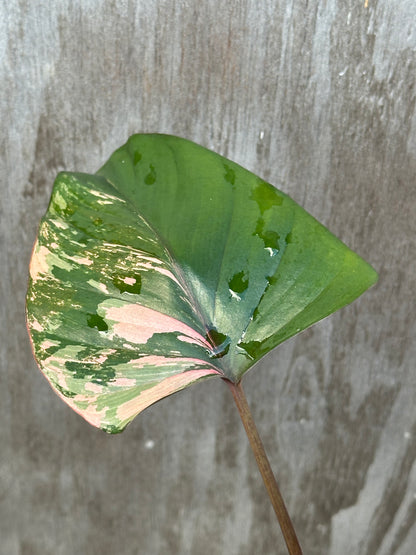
[26, 134, 377, 433]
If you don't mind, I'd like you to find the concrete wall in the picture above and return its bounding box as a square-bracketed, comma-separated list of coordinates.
[1, 1, 415, 553]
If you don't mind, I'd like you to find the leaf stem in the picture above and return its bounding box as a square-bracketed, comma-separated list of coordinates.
[226, 379, 303, 555]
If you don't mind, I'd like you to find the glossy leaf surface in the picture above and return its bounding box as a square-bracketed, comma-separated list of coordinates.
[26, 134, 378, 432]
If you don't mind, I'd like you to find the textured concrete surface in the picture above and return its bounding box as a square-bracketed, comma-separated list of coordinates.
[1, 1, 415, 554]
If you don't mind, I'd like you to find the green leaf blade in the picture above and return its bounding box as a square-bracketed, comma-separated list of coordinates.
[27, 134, 377, 431]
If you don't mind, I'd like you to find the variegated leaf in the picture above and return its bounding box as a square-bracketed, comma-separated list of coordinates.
[26, 134, 378, 433]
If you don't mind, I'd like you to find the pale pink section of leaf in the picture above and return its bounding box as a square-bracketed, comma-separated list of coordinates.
[127, 355, 216, 368]
[116, 369, 220, 423]
[104, 303, 211, 347]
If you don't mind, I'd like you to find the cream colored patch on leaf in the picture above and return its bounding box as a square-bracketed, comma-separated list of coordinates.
[111, 377, 137, 387]
[40, 339, 60, 351]
[31, 318, 43, 332]
[85, 382, 104, 393]
[69, 256, 93, 266]
[30, 245, 51, 282]
[89, 189, 123, 202]
[100, 245, 180, 285]
[50, 218, 68, 229]
[30, 245, 74, 281]
[53, 191, 67, 209]
[70, 396, 107, 428]
[87, 279, 109, 294]
[138, 260, 180, 284]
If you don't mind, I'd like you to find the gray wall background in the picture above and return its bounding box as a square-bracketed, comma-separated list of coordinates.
[1, 1, 415, 554]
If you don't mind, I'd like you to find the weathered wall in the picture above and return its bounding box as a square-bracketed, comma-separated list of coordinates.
[1, 1, 415, 554]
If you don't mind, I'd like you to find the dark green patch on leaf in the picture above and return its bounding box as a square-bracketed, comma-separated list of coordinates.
[251, 182, 283, 214]
[237, 340, 262, 360]
[112, 275, 142, 295]
[253, 218, 280, 250]
[87, 313, 108, 331]
[206, 328, 231, 358]
[229, 271, 249, 294]
[145, 164, 156, 185]
[104, 424, 124, 435]
[224, 164, 236, 186]
[66, 361, 116, 383]
[54, 384, 76, 398]
[133, 151, 142, 165]
[63, 205, 75, 217]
